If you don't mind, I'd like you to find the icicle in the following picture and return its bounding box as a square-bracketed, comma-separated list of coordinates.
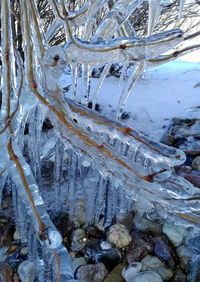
[54, 139, 64, 212]
[148, 0, 162, 36]
[71, 64, 79, 101]
[81, 64, 92, 105]
[179, 0, 186, 19]
[118, 62, 129, 87]
[116, 62, 145, 120]
[92, 63, 111, 110]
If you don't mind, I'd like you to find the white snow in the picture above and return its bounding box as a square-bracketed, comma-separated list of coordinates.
[61, 59, 200, 142]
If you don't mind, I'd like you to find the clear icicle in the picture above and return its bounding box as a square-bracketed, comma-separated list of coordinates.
[92, 63, 111, 110]
[148, 0, 162, 36]
[116, 62, 145, 120]
[71, 64, 79, 101]
[54, 139, 64, 212]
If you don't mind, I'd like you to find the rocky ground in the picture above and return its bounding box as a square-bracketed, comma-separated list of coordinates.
[1, 117, 200, 281]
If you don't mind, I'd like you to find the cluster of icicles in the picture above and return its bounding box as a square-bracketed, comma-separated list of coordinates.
[0, 0, 199, 281]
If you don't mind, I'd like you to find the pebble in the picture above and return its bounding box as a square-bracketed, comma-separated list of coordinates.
[107, 224, 132, 248]
[162, 223, 187, 247]
[13, 229, 20, 241]
[71, 229, 88, 251]
[104, 263, 125, 282]
[153, 237, 171, 260]
[18, 260, 36, 282]
[122, 262, 141, 282]
[171, 268, 186, 282]
[85, 239, 122, 271]
[133, 214, 161, 234]
[176, 245, 193, 269]
[74, 200, 86, 225]
[86, 226, 104, 239]
[141, 255, 173, 280]
[72, 257, 86, 272]
[192, 156, 200, 171]
[20, 247, 28, 256]
[75, 263, 108, 282]
[0, 262, 13, 282]
[116, 211, 135, 231]
[130, 271, 163, 282]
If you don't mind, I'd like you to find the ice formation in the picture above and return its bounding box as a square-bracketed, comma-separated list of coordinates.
[0, 0, 198, 281]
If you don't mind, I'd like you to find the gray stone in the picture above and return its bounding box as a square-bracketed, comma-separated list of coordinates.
[18, 260, 36, 282]
[133, 214, 161, 234]
[162, 223, 187, 247]
[13, 229, 20, 241]
[131, 271, 163, 282]
[72, 257, 86, 271]
[75, 263, 108, 282]
[192, 156, 200, 171]
[122, 262, 141, 282]
[71, 228, 88, 251]
[187, 254, 200, 282]
[141, 255, 173, 280]
[104, 263, 125, 282]
[107, 224, 132, 248]
[176, 245, 193, 269]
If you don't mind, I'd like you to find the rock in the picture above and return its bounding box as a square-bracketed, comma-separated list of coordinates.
[122, 262, 141, 282]
[85, 239, 122, 271]
[73, 257, 86, 272]
[162, 223, 187, 247]
[176, 245, 193, 269]
[141, 255, 173, 280]
[74, 200, 86, 225]
[153, 237, 171, 261]
[86, 226, 104, 239]
[133, 214, 161, 234]
[104, 263, 125, 282]
[18, 260, 36, 282]
[131, 271, 163, 282]
[13, 229, 20, 241]
[116, 211, 135, 231]
[75, 263, 108, 282]
[107, 224, 132, 248]
[126, 232, 153, 263]
[187, 254, 200, 282]
[184, 174, 200, 188]
[171, 268, 186, 282]
[0, 262, 13, 282]
[0, 247, 9, 262]
[0, 223, 13, 247]
[192, 156, 200, 171]
[71, 229, 88, 251]
[20, 247, 28, 256]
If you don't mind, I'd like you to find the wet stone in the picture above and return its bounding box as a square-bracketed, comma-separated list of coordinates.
[122, 262, 141, 282]
[162, 223, 187, 247]
[133, 214, 161, 234]
[107, 224, 132, 248]
[18, 260, 36, 282]
[176, 245, 193, 269]
[153, 237, 171, 261]
[71, 228, 88, 252]
[72, 257, 86, 272]
[0, 262, 13, 282]
[171, 268, 186, 282]
[141, 255, 173, 280]
[192, 156, 200, 171]
[130, 271, 163, 282]
[85, 239, 122, 271]
[75, 263, 108, 282]
[103, 263, 125, 282]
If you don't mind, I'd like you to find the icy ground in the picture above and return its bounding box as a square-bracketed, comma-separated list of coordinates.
[61, 59, 200, 141]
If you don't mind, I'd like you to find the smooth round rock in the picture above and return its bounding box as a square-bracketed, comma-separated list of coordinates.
[72, 257, 86, 271]
[104, 263, 125, 282]
[162, 223, 187, 247]
[107, 224, 132, 248]
[18, 260, 36, 282]
[75, 263, 108, 282]
[131, 271, 163, 282]
[192, 156, 200, 171]
[71, 229, 87, 251]
[141, 255, 173, 280]
[122, 262, 141, 282]
[133, 214, 161, 234]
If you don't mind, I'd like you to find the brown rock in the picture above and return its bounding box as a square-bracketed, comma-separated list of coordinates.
[0, 262, 13, 282]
